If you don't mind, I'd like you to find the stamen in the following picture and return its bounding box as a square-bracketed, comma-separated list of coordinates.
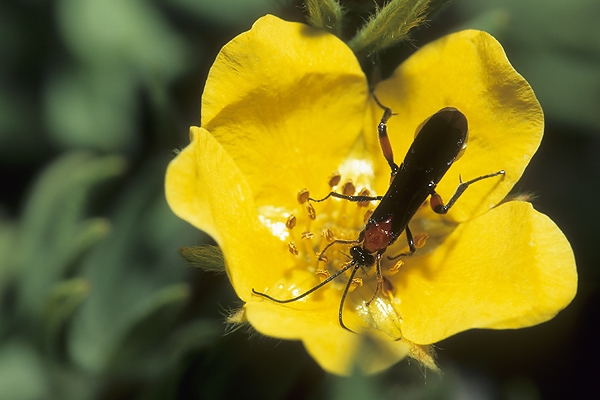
[357, 188, 371, 207]
[301, 230, 316, 261]
[285, 214, 297, 229]
[288, 242, 299, 256]
[382, 276, 394, 297]
[389, 259, 404, 274]
[316, 269, 330, 281]
[286, 214, 300, 247]
[363, 209, 374, 224]
[317, 254, 329, 264]
[301, 231, 314, 240]
[328, 172, 341, 188]
[303, 203, 314, 233]
[336, 181, 355, 228]
[306, 203, 316, 221]
[414, 233, 429, 249]
[349, 277, 363, 292]
[297, 188, 310, 204]
[342, 181, 356, 196]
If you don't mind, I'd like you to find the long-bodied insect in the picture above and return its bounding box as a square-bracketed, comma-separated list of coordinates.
[252, 98, 504, 332]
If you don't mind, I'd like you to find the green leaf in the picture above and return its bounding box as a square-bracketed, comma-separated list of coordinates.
[67, 160, 202, 373]
[166, 0, 276, 27]
[455, 0, 600, 131]
[106, 283, 190, 375]
[44, 67, 138, 152]
[0, 341, 49, 400]
[43, 278, 91, 357]
[16, 152, 125, 318]
[57, 0, 188, 77]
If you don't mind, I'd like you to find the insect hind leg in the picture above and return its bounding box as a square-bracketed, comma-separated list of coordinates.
[308, 192, 382, 204]
[372, 93, 399, 175]
[430, 170, 505, 214]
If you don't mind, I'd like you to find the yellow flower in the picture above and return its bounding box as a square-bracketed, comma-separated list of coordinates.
[165, 15, 577, 375]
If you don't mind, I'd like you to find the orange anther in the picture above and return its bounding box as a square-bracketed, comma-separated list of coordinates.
[414, 233, 429, 249]
[288, 242, 299, 255]
[297, 188, 310, 204]
[285, 214, 297, 229]
[328, 172, 342, 188]
[342, 181, 355, 196]
[389, 259, 404, 274]
[306, 203, 316, 220]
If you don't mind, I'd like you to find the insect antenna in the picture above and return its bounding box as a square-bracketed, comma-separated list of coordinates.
[252, 259, 357, 304]
[338, 260, 362, 333]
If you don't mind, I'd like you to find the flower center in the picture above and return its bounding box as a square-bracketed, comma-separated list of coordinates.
[257, 165, 414, 337]
[256, 154, 457, 338]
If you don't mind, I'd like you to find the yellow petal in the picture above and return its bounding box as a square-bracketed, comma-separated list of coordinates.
[396, 201, 577, 344]
[165, 127, 293, 301]
[245, 299, 410, 375]
[370, 30, 543, 220]
[202, 15, 369, 210]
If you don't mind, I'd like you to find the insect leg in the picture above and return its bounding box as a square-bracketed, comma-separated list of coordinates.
[387, 226, 416, 260]
[318, 238, 359, 261]
[252, 259, 357, 304]
[308, 192, 382, 204]
[430, 170, 505, 214]
[372, 94, 399, 175]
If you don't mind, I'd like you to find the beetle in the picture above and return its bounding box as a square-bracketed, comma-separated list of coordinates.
[252, 98, 504, 332]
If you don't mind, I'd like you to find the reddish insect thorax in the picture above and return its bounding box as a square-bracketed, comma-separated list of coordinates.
[363, 217, 394, 253]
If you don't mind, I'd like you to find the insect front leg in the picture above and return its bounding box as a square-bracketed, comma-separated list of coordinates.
[430, 170, 505, 214]
[308, 192, 382, 204]
[372, 94, 400, 175]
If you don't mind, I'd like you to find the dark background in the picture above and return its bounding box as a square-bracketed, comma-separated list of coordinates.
[0, 0, 597, 399]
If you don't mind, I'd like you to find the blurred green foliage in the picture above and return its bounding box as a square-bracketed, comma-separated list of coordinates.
[0, 0, 596, 399]
[455, 0, 600, 131]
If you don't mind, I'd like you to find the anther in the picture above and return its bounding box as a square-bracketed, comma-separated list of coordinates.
[389, 259, 404, 274]
[297, 188, 310, 204]
[349, 277, 363, 292]
[322, 228, 334, 241]
[288, 242, 299, 255]
[357, 188, 371, 207]
[316, 269, 330, 281]
[342, 181, 355, 196]
[382, 276, 394, 297]
[317, 253, 329, 263]
[328, 172, 342, 188]
[301, 231, 314, 240]
[286, 214, 297, 230]
[414, 233, 429, 249]
[363, 209, 374, 224]
[306, 203, 316, 220]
